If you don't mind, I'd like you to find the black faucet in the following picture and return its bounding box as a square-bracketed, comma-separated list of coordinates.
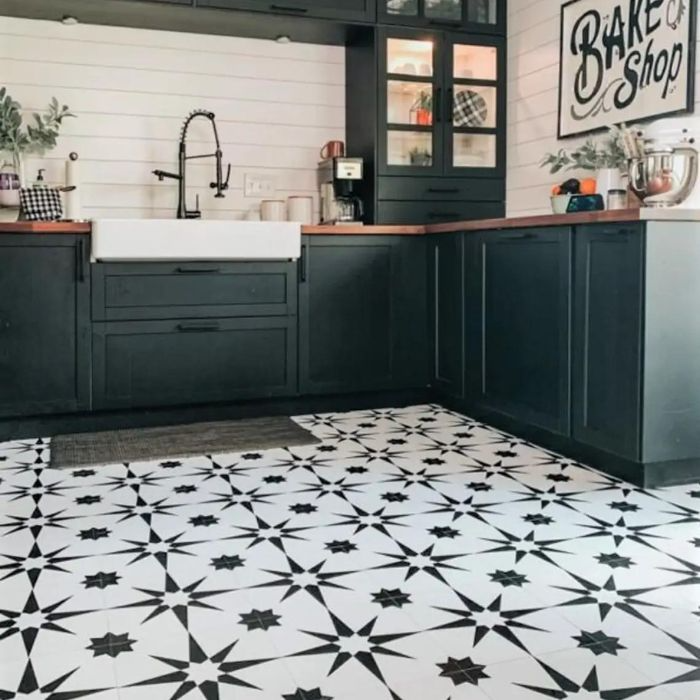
[153, 110, 231, 219]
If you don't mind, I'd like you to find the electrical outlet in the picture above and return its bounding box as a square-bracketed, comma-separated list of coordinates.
[244, 174, 276, 198]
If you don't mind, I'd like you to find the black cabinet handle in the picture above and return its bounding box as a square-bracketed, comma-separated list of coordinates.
[176, 321, 221, 333]
[427, 187, 460, 194]
[434, 87, 442, 123]
[447, 88, 454, 124]
[503, 232, 536, 240]
[175, 266, 221, 274]
[270, 4, 309, 13]
[299, 245, 307, 282]
[76, 239, 85, 282]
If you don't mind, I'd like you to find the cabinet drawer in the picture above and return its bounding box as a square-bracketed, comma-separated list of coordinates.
[378, 177, 505, 202]
[376, 200, 504, 225]
[92, 262, 297, 321]
[92, 317, 297, 410]
[197, 0, 374, 22]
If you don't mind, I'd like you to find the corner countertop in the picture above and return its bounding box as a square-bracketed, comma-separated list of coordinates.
[1, 209, 698, 237]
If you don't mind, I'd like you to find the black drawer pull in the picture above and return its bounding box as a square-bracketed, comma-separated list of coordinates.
[434, 87, 442, 123]
[427, 187, 460, 194]
[270, 4, 309, 12]
[428, 212, 460, 219]
[176, 322, 221, 333]
[175, 266, 221, 274]
[503, 232, 536, 240]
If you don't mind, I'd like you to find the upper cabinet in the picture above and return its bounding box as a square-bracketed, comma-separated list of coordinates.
[379, 28, 505, 178]
[379, 0, 504, 34]
[197, 0, 376, 23]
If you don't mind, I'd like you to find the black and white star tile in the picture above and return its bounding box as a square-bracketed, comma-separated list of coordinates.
[0, 404, 698, 700]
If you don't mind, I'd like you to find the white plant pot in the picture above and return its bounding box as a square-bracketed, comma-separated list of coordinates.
[596, 168, 624, 204]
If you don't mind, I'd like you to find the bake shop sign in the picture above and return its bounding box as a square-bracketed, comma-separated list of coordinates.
[558, 0, 696, 137]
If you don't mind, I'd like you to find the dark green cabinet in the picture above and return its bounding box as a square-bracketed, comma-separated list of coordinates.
[474, 227, 572, 435]
[0, 235, 91, 418]
[379, 0, 504, 34]
[93, 317, 297, 410]
[572, 225, 644, 460]
[197, 0, 376, 22]
[299, 235, 428, 394]
[428, 233, 464, 397]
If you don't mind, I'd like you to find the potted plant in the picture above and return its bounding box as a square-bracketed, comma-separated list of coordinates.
[541, 124, 628, 203]
[0, 87, 74, 189]
[409, 147, 432, 167]
[411, 90, 433, 126]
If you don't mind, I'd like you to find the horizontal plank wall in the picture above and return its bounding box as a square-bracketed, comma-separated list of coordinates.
[0, 16, 344, 220]
[506, 0, 700, 217]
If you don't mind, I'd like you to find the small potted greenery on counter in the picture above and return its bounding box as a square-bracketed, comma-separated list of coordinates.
[0, 87, 74, 190]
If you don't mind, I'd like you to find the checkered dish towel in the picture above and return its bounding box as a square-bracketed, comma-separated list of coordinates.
[19, 187, 63, 221]
[453, 89, 488, 128]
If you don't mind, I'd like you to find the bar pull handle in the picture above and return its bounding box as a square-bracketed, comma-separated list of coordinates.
[299, 245, 307, 283]
[270, 4, 309, 13]
[434, 87, 442, 123]
[176, 321, 221, 333]
[447, 88, 454, 124]
[76, 238, 86, 282]
[503, 232, 537, 240]
[427, 187, 460, 194]
[175, 266, 221, 274]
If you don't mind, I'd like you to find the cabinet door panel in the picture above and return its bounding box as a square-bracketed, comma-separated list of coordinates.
[93, 317, 296, 410]
[0, 236, 90, 417]
[198, 0, 374, 22]
[479, 228, 572, 434]
[573, 226, 643, 460]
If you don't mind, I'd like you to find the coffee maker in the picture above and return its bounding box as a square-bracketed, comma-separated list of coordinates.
[318, 157, 364, 224]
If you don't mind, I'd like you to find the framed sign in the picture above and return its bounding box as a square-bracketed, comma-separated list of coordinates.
[558, 0, 697, 138]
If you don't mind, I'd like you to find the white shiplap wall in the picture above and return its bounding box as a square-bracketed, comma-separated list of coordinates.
[0, 16, 344, 219]
[507, 0, 700, 217]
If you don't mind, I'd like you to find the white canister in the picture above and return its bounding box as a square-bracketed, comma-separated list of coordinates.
[287, 196, 313, 224]
[261, 199, 286, 221]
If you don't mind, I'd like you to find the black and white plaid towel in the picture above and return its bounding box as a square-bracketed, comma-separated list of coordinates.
[453, 89, 488, 128]
[19, 187, 63, 221]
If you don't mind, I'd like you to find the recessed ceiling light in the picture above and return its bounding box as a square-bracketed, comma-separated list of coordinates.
[275, 35, 292, 44]
[61, 15, 79, 25]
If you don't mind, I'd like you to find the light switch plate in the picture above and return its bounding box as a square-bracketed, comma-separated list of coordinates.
[245, 173, 276, 198]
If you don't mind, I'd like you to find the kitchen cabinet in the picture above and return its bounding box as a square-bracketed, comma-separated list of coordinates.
[474, 227, 572, 435]
[197, 0, 376, 23]
[298, 235, 428, 394]
[0, 235, 91, 418]
[93, 317, 297, 410]
[348, 26, 506, 224]
[572, 225, 644, 460]
[379, 0, 505, 34]
[428, 233, 464, 398]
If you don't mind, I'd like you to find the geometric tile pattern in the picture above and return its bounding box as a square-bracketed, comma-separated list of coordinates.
[0, 404, 698, 700]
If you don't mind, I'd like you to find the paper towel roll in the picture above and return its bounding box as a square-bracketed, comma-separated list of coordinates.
[65, 153, 81, 220]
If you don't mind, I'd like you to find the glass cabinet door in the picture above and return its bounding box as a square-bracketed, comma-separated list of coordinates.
[380, 0, 504, 33]
[382, 35, 442, 174]
[445, 37, 502, 174]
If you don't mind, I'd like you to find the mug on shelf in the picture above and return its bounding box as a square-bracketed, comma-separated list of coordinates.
[261, 199, 286, 221]
[320, 140, 345, 159]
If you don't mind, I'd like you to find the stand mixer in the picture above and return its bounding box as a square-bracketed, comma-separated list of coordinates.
[629, 117, 700, 208]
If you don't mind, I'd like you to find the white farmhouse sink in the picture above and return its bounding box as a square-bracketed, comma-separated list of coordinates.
[91, 219, 301, 261]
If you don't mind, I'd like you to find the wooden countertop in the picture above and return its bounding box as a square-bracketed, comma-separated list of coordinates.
[0, 210, 649, 237]
[0, 221, 91, 233]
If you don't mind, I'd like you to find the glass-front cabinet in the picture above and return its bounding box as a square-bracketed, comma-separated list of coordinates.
[379, 28, 504, 177]
[380, 0, 504, 34]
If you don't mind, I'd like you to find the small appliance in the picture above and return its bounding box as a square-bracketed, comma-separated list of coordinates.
[629, 117, 700, 208]
[318, 156, 365, 224]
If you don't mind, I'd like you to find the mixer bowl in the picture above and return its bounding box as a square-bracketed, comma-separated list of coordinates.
[629, 149, 699, 207]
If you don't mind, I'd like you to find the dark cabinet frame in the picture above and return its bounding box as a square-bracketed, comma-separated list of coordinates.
[378, 0, 506, 35]
[197, 0, 377, 23]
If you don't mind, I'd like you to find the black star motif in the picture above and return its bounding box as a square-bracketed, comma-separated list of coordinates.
[292, 613, 413, 692]
[463, 457, 528, 482]
[547, 472, 572, 482]
[437, 656, 488, 687]
[596, 552, 635, 569]
[578, 514, 667, 549]
[325, 540, 357, 554]
[174, 484, 197, 494]
[105, 494, 179, 525]
[275, 449, 335, 474]
[297, 475, 363, 502]
[0, 504, 77, 540]
[375, 541, 464, 585]
[332, 504, 407, 538]
[429, 525, 460, 539]
[75, 494, 101, 505]
[290, 503, 318, 515]
[346, 466, 368, 474]
[692, 538, 700, 548]
[87, 631, 136, 657]
[523, 513, 554, 526]
[189, 514, 219, 527]
[160, 460, 182, 468]
[97, 466, 166, 494]
[423, 457, 445, 466]
[656, 630, 700, 686]
[432, 592, 546, 653]
[128, 634, 269, 696]
[189, 458, 252, 484]
[467, 482, 493, 492]
[239, 608, 281, 631]
[204, 483, 272, 514]
[241, 453, 262, 460]
[427, 493, 499, 525]
[72, 469, 96, 478]
[574, 630, 626, 656]
[381, 491, 409, 503]
[0, 472, 69, 504]
[317, 445, 337, 453]
[264, 474, 286, 484]
[0, 658, 107, 699]
[348, 444, 409, 467]
[609, 501, 641, 513]
[382, 466, 448, 492]
[518, 661, 653, 698]
[114, 572, 232, 627]
[231, 515, 309, 552]
[510, 484, 585, 512]
[251, 554, 354, 604]
[283, 689, 332, 700]
[110, 527, 206, 568]
[372, 588, 411, 608]
[83, 571, 121, 589]
[478, 528, 569, 566]
[79, 527, 110, 541]
[211, 554, 245, 571]
[489, 569, 529, 588]
[0, 542, 84, 587]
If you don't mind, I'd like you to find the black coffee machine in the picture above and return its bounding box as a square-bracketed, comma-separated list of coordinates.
[318, 157, 364, 224]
